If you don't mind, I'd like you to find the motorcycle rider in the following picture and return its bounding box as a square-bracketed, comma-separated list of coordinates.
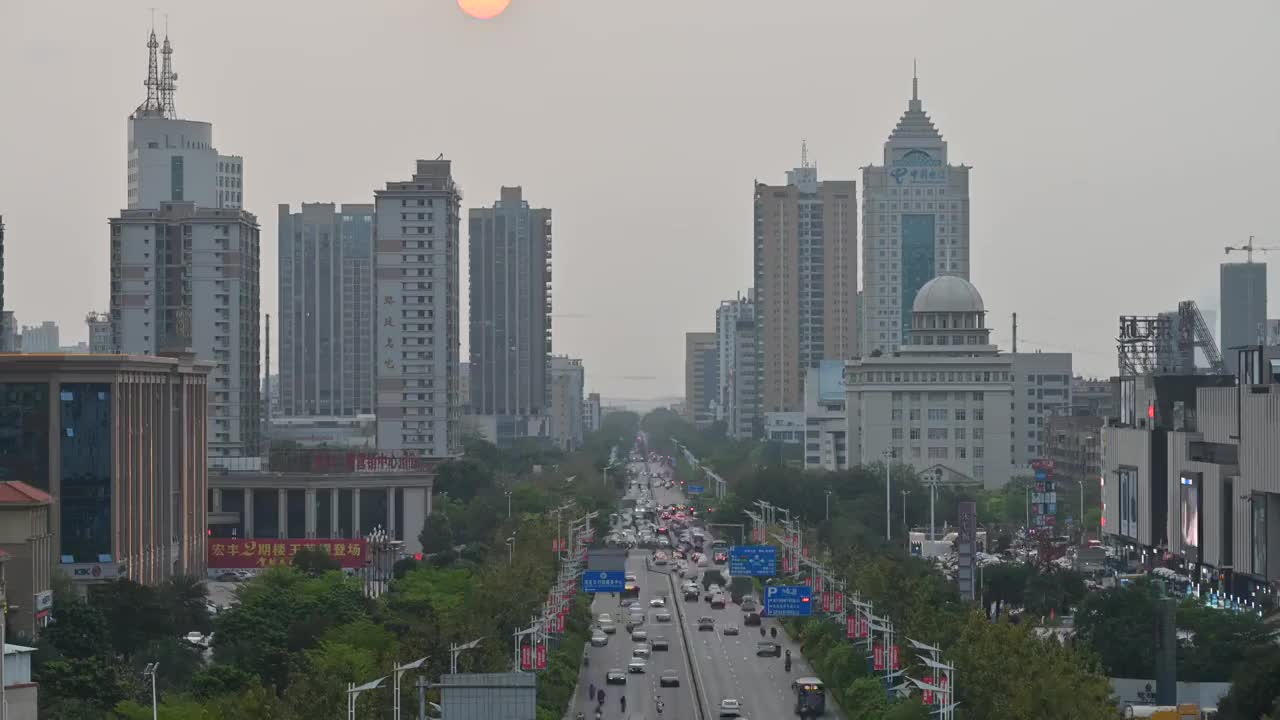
[770, 626, 778, 639]
[620, 696, 627, 713]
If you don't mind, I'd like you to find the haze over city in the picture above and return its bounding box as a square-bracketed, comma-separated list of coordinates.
[2, 0, 1279, 400]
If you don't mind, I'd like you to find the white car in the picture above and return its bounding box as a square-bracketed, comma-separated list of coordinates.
[632, 644, 651, 658]
[628, 658, 647, 673]
[649, 597, 666, 608]
[719, 698, 742, 716]
[591, 631, 609, 647]
[598, 613, 614, 625]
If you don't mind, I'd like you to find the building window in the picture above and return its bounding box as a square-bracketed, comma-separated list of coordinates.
[974, 446, 984, 458]
[927, 447, 948, 459]
[927, 408, 947, 422]
[957, 447, 967, 459]
[891, 428, 903, 440]
[975, 409, 985, 422]
[955, 409, 966, 421]
[891, 408, 903, 421]
[909, 409, 921, 421]
[955, 428, 966, 441]
[927, 427, 948, 440]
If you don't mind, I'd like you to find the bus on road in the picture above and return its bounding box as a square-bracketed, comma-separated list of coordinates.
[792, 677, 826, 716]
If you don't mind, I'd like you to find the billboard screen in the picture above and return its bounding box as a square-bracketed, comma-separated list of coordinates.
[208, 538, 367, 569]
[1180, 474, 1200, 560]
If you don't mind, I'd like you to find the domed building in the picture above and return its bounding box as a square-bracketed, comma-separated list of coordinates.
[834, 277, 1071, 491]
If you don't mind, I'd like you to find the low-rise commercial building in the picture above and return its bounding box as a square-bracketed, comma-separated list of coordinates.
[0, 353, 211, 592]
[0, 482, 53, 639]
[763, 412, 805, 444]
[803, 361, 849, 471]
[207, 449, 435, 558]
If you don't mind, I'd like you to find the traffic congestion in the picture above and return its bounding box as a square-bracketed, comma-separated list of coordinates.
[572, 441, 839, 719]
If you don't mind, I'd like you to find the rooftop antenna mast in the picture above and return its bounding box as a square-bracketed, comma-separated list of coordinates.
[160, 15, 177, 118]
[136, 10, 164, 116]
[801, 138, 810, 169]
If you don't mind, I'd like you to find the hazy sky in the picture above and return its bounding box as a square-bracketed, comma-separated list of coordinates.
[3, 0, 1279, 400]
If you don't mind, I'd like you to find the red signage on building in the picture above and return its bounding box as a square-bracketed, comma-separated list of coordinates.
[208, 538, 367, 569]
[353, 453, 432, 473]
[520, 643, 533, 670]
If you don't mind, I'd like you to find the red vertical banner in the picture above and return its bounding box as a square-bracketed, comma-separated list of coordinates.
[834, 593, 844, 614]
[802, 545, 809, 557]
[939, 674, 949, 699]
[846, 614, 857, 638]
[535, 643, 547, 670]
[814, 574, 824, 593]
[923, 686, 934, 705]
[520, 643, 533, 670]
[873, 643, 885, 671]
[890, 645, 900, 670]
[858, 617, 869, 638]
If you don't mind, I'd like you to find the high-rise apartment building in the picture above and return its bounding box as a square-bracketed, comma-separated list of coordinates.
[86, 312, 113, 353]
[127, 29, 243, 211]
[861, 73, 971, 356]
[468, 187, 552, 438]
[1, 313, 15, 354]
[373, 160, 462, 457]
[753, 151, 856, 414]
[110, 202, 262, 458]
[716, 293, 759, 439]
[278, 203, 375, 417]
[549, 356, 585, 451]
[1221, 261, 1267, 358]
[585, 392, 602, 433]
[684, 332, 718, 424]
[1009, 353, 1073, 466]
[19, 322, 59, 353]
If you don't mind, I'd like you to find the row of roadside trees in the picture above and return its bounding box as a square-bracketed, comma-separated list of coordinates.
[33, 411, 639, 720]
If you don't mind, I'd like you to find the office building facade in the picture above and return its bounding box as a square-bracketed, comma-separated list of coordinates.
[0, 481, 53, 638]
[845, 276, 1014, 489]
[373, 160, 462, 457]
[803, 361, 849, 471]
[109, 202, 262, 458]
[468, 187, 552, 437]
[18, 323, 58, 353]
[278, 203, 375, 417]
[1010, 353, 1073, 466]
[127, 29, 243, 211]
[86, 312, 113, 353]
[1220, 261, 1266, 358]
[718, 296, 759, 440]
[0, 354, 211, 588]
[549, 356, 585, 451]
[0, 216, 4, 351]
[754, 157, 856, 413]
[861, 74, 971, 356]
[684, 332, 718, 424]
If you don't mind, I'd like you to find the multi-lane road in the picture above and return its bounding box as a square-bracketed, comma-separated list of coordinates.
[568, 457, 844, 720]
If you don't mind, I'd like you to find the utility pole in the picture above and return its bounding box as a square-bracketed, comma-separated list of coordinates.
[415, 676, 428, 720]
[901, 489, 910, 528]
[884, 452, 892, 542]
[1012, 312, 1018, 353]
[824, 490, 832, 521]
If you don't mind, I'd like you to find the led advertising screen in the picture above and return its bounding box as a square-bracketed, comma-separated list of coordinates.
[1180, 474, 1200, 562]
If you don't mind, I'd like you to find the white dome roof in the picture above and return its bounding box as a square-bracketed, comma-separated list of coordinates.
[912, 275, 985, 314]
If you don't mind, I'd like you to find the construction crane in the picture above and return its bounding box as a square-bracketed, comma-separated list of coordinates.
[1224, 235, 1277, 263]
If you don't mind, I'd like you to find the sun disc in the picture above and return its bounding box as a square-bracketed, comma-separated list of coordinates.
[458, 0, 511, 20]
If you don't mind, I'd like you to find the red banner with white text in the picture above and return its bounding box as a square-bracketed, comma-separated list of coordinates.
[208, 538, 367, 569]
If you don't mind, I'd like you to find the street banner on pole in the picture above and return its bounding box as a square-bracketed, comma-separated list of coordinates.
[520, 644, 532, 670]
[535, 643, 547, 670]
[846, 614, 857, 639]
[874, 644, 885, 671]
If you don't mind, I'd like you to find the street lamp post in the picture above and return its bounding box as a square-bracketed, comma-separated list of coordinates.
[901, 489, 910, 528]
[347, 675, 388, 720]
[824, 490, 832, 522]
[506, 535, 516, 565]
[392, 657, 428, 720]
[505, 490, 513, 519]
[142, 662, 160, 720]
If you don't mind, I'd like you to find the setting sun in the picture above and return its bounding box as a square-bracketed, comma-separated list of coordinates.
[458, 0, 511, 20]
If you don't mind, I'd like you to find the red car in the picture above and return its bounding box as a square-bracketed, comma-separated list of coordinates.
[713, 551, 728, 564]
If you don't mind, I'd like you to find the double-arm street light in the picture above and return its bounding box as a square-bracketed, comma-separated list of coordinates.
[824, 490, 833, 521]
[506, 534, 517, 565]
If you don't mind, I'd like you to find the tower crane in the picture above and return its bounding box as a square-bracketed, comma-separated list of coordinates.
[1224, 235, 1277, 263]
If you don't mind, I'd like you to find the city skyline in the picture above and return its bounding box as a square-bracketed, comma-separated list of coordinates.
[2, 1, 1279, 399]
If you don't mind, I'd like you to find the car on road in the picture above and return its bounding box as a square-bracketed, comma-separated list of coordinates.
[683, 585, 700, 601]
[718, 698, 743, 717]
[625, 573, 638, 582]
[659, 669, 680, 687]
[743, 611, 761, 626]
[632, 644, 651, 658]
[722, 624, 739, 636]
[627, 658, 647, 674]
[698, 616, 715, 631]
[655, 610, 672, 622]
[606, 669, 626, 684]
[756, 641, 782, 657]
[741, 597, 758, 612]
[216, 571, 239, 582]
[591, 631, 609, 647]
[710, 592, 726, 609]
[713, 550, 729, 564]
[650, 636, 669, 651]
[631, 629, 648, 642]
[649, 597, 666, 608]
[599, 613, 614, 625]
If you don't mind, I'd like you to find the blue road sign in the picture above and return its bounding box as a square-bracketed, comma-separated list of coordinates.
[764, 585, 813, 617]
[729, 545, 777, 577]
[687, 485, 704, 495]
[582, 571, 626, 593]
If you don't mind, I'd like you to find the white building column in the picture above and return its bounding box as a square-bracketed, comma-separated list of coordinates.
[403, 487, 428, 556]
[304, 489, 317, 539]
[212, 488, 223, 513]
[352, 488, 361, 538]
[243, 488, 254, 539]
[388, 487, 397, 538]
[277, 489, 288, 539]
[330, 488, 340, 539]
